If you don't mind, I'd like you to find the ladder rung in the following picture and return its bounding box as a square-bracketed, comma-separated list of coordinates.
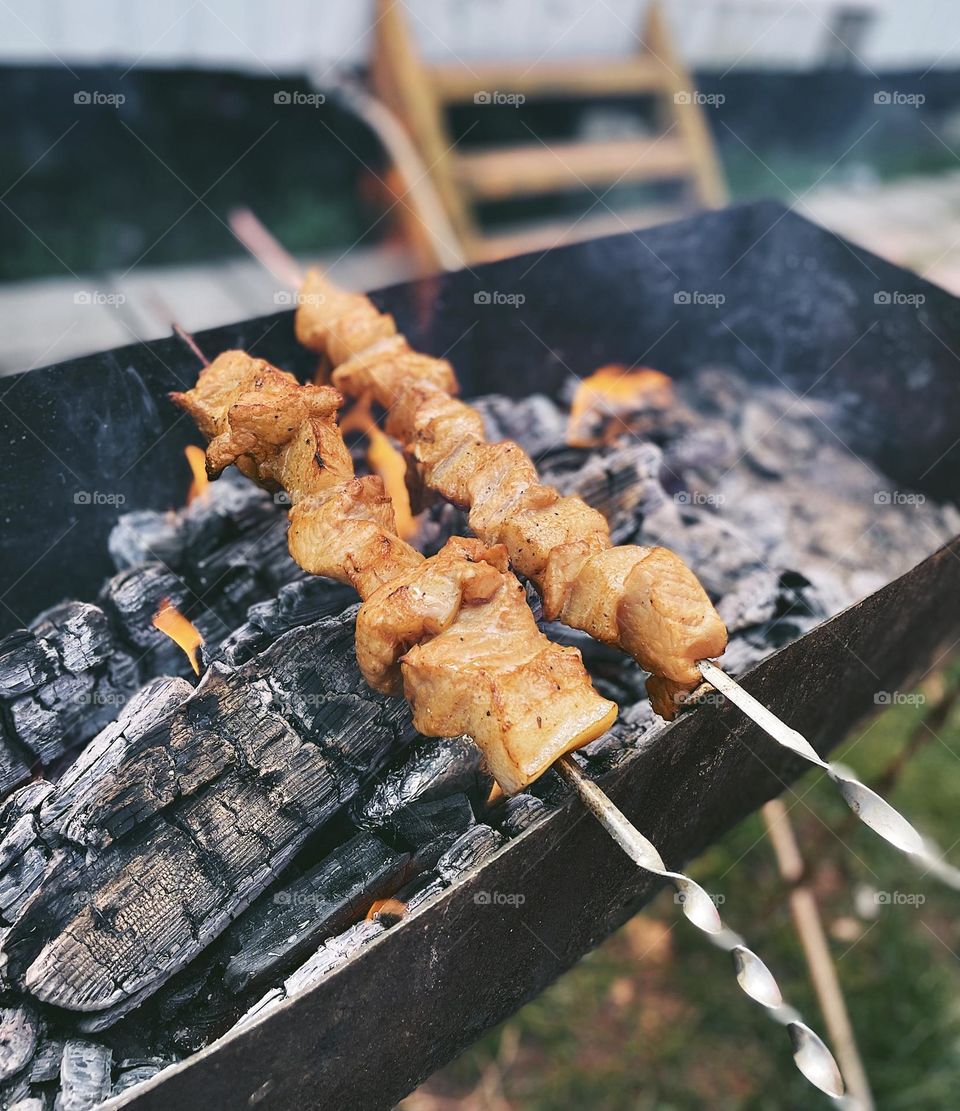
[468, 204, 691, 262]
[454, 137, 693, 201]
[428, 58, 666, 102]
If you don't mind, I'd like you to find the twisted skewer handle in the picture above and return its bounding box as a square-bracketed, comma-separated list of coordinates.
[698, 661, 960, 890]
[556, 756, 846, 1101]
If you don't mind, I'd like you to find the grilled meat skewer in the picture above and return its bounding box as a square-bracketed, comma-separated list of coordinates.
[171, 349, 616, 794]
[171, 330, 844, 1100]
[294, 268, 727, 719]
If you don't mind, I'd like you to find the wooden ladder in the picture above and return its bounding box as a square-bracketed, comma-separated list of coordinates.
[370, 1, 728, 266]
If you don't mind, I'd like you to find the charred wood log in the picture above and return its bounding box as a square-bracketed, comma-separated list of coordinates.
[0, 609, 417, 1031]
[53, 1040, 111, 1111]
[0, 603, 142, 795]
[222, 831, 408, 996]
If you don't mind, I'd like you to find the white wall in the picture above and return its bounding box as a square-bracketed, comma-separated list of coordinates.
[2, 0, 959, 74]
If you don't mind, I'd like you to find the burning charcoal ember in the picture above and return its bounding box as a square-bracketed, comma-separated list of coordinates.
[0, 610, 418, 1030]
[99, 564, 190, 651]
[112, 1058, 169, 1096]
[222, 831, 408, 995]
[0, 1005, 39, 1083]
[108, 510, 185, 572]
[54, 1041, 111, 1111]
[98, 563, 199, 678]
[543, 441, 668, 544]
[356, 736, 492, 832]
[500, 793, 549, 837]
[436, 824, 504, 884]
[473, 394, 567, 458]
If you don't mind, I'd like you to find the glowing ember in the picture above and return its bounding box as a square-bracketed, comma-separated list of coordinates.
[567, 364, 674, 448]
[341, 395, 417, 539]
[184, 445, 210, 504]
[365, 897, 407, 923]
[151, 599, 204, 676]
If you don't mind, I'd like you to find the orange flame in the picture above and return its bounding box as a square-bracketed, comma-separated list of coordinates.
[568, 364, 674, 448]
[341, 395, 417, 540]
[151, 599, 204, 676]
[366, 897, 407, 923]
[184, 445, 210, 504]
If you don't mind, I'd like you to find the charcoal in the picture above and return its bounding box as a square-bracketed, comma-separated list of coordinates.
[402, 873, 446, 913]
[246, 576, 353, 637]
[98, 564, 190, 651]
[113, 1059, 167, 1095]
[177, 476, 282, 570]
[282, 919, 385, 998]
[356, 736, 491, 832]
[388, 793, 475, 847]
[29, 605, 114, 676]
[436, 824, 504, 884]
[222, 831, 408, 995]
[27, 1038, 63, 1083]
[216, 575, 354, 665]
[741, 397, 820, 479]
[500, 793, 549, 837]
[473, 394, 567, 458]
[416, 501, 470, 559]
[39, 677, 195, 847]
[545, 441, 667, 542]
[234, 918, 388, 1032]
[0, 725, 31, 803]
[717, 569, 782, 632]
[640, 509, 765, 600]
[1, 1077, 30, 1110]
[0, 610, 417, 1027]
[0, 1005, 38, 1083]
[9, 1098, 43, 1111]
[0, 632, 58, 701]
[661, 421, 740, 488]
[54, 1041, 111, 1111]
[108, 510, 185, 572]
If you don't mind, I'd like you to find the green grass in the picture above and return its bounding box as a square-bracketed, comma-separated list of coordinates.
[408, 658, 960, 1109]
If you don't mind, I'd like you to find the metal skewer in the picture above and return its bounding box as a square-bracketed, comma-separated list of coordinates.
[225, 209, 958, 895]
[556, 756, 845, 1101]
[171, 323, 847, 1103]
[698, 660, 960, 890]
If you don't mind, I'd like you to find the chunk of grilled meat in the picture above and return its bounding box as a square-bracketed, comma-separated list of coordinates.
[172, 350, 616, 792]
[294, 272, 728, 716]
